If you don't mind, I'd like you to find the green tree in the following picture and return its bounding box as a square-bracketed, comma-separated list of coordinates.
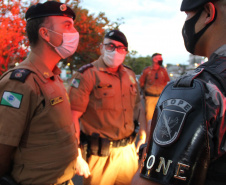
[124, 52, 151, 74]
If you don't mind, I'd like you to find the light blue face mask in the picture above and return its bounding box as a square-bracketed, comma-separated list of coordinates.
[47, 28, 79, 59]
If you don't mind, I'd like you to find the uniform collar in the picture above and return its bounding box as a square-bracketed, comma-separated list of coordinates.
[28, 53, 61, 80]
[94, 56, 126, 73]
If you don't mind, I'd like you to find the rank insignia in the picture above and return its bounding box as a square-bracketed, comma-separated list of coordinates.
[10, 69, 31, 83]
[71, 78, 80, 88]
[0, 91, 23, 109]
[50, 96, 63, 106]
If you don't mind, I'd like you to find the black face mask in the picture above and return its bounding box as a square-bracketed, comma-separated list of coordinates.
[158, 60, 163, 66]
[182, 7, 217, 54]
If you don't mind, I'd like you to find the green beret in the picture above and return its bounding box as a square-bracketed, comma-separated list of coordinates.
[25, 1, 76, 21]
[181, 0, 212, 11]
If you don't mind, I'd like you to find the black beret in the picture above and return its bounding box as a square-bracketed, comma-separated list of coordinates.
[104, 30, 128, 48]
[25, 1, 75, 21]
[181, 0, 212, 11]
[152, 53, 162, 58]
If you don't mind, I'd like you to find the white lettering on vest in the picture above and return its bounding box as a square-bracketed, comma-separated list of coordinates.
[144, 155, 190, 181]
[162, 99, 192, 113]
[174, 162, 190, 181]
[155, 157, 173, 175]
[146, 155, 155, 170]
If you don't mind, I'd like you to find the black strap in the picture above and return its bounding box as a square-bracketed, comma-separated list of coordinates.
[173, 68, 204, 87]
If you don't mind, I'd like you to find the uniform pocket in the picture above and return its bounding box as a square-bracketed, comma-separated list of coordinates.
[94, 85, 115, 110]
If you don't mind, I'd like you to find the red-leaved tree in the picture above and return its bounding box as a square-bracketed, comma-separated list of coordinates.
[0, 0, 29, 75]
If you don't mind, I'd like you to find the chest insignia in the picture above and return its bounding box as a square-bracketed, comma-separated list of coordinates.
[50, 96, 63, 106]
[0, 91, 23, 109]
[153, 99, 192, 146]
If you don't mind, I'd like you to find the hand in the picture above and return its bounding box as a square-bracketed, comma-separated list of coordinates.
[76, 148, 91, 178]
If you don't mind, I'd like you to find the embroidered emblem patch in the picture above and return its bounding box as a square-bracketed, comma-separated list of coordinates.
[50, 96, 63, 106]
[71, 79, 80, 88]
[0, 91, 23, 109]
[153, 99, 192, 146]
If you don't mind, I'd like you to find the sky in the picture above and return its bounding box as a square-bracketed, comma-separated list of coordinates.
[79, 0, 190, 65]
[36, 0, 190, 65]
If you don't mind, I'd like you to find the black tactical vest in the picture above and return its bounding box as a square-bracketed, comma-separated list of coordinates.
[140, 53, 226, 185]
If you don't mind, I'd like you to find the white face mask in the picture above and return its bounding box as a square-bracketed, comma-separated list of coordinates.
[47, 29, 79, 59]
[103, 50, 126, 68]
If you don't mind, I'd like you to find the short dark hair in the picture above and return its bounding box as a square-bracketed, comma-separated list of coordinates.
[26, 17, 46, 47]
[152, 53, 162, 58]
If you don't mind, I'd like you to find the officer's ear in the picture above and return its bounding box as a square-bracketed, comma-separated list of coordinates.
[39, 27, 50, 42]
[204, 2, 216, 24]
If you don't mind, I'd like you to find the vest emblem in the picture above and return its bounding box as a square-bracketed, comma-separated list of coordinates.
[153, 99, 192, 146]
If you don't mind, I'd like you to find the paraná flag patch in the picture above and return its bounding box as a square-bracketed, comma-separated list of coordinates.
[0, 91, 23, 109]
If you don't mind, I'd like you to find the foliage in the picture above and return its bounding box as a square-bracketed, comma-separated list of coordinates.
[0, 0, 123, 76]
[0, 0, 29, 75]
[124, 51, 152, 75]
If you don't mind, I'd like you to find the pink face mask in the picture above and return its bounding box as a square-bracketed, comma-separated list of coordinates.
[103, 49, 126, 68]
[47, 29, 79, 59]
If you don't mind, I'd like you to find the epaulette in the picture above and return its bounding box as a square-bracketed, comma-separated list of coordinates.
[78, 64, 93, 73]
[123, 64, 132, 70]
[9, 69, 32, 83]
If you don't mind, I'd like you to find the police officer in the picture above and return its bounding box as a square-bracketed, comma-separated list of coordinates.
[0, 1, 79, 184]
[139, 53, 170, 123]
[69, 30, 147, 185]
[131, 0, 226, 184]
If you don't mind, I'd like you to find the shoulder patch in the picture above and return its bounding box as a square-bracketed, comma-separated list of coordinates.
[10, 69, 31, 83]
[78, 64, 93, 73]
[123, 64, 132, 70]
[0, 91, 23, 109]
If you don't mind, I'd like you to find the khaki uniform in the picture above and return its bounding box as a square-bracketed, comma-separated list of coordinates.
[139, 66, 170, 122]
[0, 58, 78, 185]
[69, 56, 140, 185]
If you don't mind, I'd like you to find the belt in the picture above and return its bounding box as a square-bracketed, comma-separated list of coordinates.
[111, 135, 134, 147]
[145, 92, 160, 97]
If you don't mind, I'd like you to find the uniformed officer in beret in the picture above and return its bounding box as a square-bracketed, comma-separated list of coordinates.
[69, 30, 147, 185]
[0, 1, 79, 185]
[131, 0, 226, 185]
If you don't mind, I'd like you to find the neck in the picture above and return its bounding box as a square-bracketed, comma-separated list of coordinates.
[107, 66, 119, 73]
[152, 63, 160, 70]
[30, 42, 61, 71]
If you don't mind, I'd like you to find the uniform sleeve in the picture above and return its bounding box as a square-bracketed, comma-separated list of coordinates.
[0, 73, 38, 146]
[69, 70, 94, 113]
[139, 68, 148, 89]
